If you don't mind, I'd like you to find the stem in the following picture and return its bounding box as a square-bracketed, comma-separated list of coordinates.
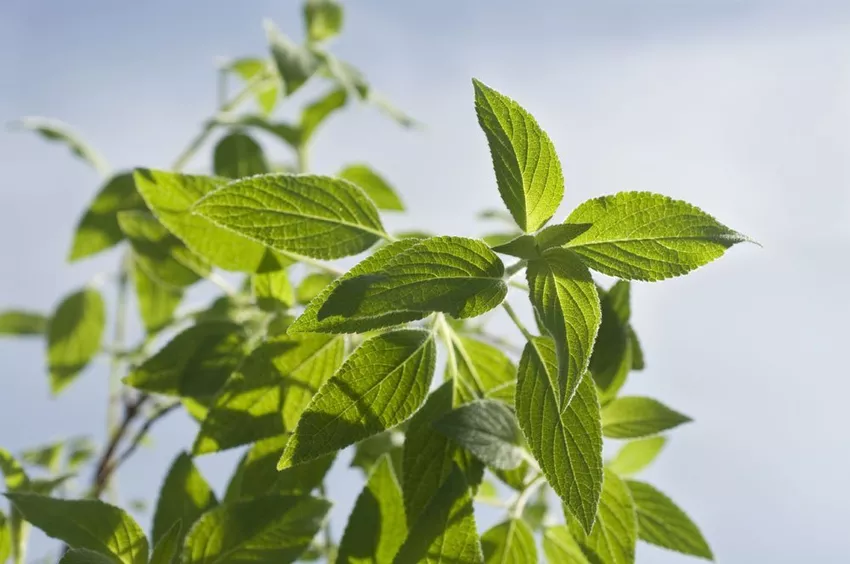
[104, 256, 130, 501]
[509, 279, 529, 292]
[510, 475, 546, 519]
[505, 260, 527, 277]
[92, 395, 149, 499]
[111, 402, 181, 471]
[296, 143, 309, 174]
[501, 301, 534, 341]
[435, 314, 459, 380]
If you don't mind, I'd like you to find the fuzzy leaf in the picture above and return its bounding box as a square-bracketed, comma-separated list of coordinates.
[266, 23, 319, 96]
[213, 132, 269, 179]
[152, 453, 217, 548]
[0, 310, 47, 336]
[608, 437, 667, 477]
[602, 397, 691, 439]
[569, 469, 637, 564]
[13, 117, 108, 176]
[304, 0, 343, 42]
[433, 400, 525, 471]
[481, 519, 537, 564]
[450, 335, 516, 404]
[338, 164, 404, 211]
[47, 288, 105, 394]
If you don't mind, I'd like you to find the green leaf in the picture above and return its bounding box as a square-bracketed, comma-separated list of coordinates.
[0, 450, 29, 564]
[227, 58, 279, 115]
[12, 117, 109, 176]
[338, 164, 404, 211]
[433, 400, 524, 471]
[563, 192, 749, 281]
[0, 310, 47, 336]
[602, 397, 691, 439]
[481, 519, 537, 564]
[304, 0, 343, 42]
[296, 273, 335, 305]
[626, 480, 713, 560]
[0, 510, 11, 564]
[212, 132, 269, 179]
[20, 442, 63, 473]
[492, 462, 532, 492]
[58, 549, 120, 564]
[337, 455, 406, 563]
[149, 521, 182, 564]
[569, 469, 638, 564]
[131, 257, 182, 334]
[472, 79, 564, 233]
[482, 232, 523, 247]
[607, 281, 631, 323]
[607, 437, 667, 477]
[68, 173, 145, 262]
[152, 453, 217, 548]
[265, 22, 319, 96]
[193, 334, 344, 454]
[490, 235, 539, 260]
[67, 437, 96, 471]
[301, 87, 349, 145]
[288, 239, 426, 334]
[590, 284, 633, 402]
[449, 335, 516, 404]
[213, 114, 300, 149]
[628, 327, 645, 371]
[278, 329, 436, 469]
[349, 429, 404, 477]
[133, 169, 279, 273]
[193, 173, 386, 260]
[5, 493, 148, 564]
[393, 465, 483, 564]
[181, 494, 329, 564]
[252, 269, 294, 310]
[123, 322, 246, 402]
[47, 288, 106, 394]
[315, 236, 506, 327]
[527, 249, 601, 406]
[515, 338, 603, 533]
[542, 525, 589, 564]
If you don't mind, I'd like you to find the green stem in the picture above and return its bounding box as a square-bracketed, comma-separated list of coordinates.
[296, 143, 310, 174]
[501, 301, 533, 341]
[505, 259, 527, 277]
[509, 474, 546, 519]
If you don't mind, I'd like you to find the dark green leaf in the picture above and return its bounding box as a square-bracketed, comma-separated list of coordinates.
[47, 288, 106, 394]
[152, 453, 217, 548]
[602, 397, 691, 439]
[349, 429, 404, 477]
[58, 548, 119, 564]
[131, 258, 182, 334]
[434, 400, 525, 471]
[266, 22, 319, 96]
[20, 442, 63, 473]
[590, 284, 633, 402]
[338, 164, 404, 211]
[491, 235, 539, 259]
[569, 469, 637, 564]
[300, 87, 348, 145]
[0, 311, 47, 336]
[149, 521, 182, 564]
[304, 0, 343, 42]
[607, 437, 666, 477]
[628, 327, 645, 371]
[67, 437, 96, 471]
[481, 519, 537, 564]
[212, 132, 269, 179]
[12, 117, 109, 176]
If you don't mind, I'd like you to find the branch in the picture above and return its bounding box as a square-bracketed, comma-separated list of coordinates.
[112, 401, 181, 471]
[91, 394, 149, 498]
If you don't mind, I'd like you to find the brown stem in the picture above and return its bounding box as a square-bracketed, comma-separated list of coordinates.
[90, 394, 149, 499]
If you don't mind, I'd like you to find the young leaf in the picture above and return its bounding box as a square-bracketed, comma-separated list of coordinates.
[515, 338, 603, 533]
[193, 173, 387, 260]
[608, 437, 667, 477]
[542, 525, 589, 563]
[12, 117, 109, 176]
[602, 397, 692, 439]
[151, 453, 217, 548]
[277, 329, 436, 469]
[304, 0, 344, 42]
[449, 335, 517, 404]
[226, 58, 279, 115]
[265, 21, 319, 96]
[252, 269, 294, 310]
[47, 288, 106, 394]
[337, 455, 406, 563]
[338, 164, 405, 211]
[473, 79, 564, 232]
[131, 257, 182, 333]
[591, 284, 633, 402]
[295, 272, 335, 305]
[626, 480, 713, 560]
[481, 519, 537, 564]
[299, 87, 348, 146]
[5, 493, 148, 564]
[568, 469, 638, 564]
[149, 521, 182, 564]
[393, 465, 483, 564]
[193, 334, 344, 454]
[527, 248, 601, 406]
[563, 192, 749, 281]
[213, 132, 269, 179]
[182, 494, 330, 564]
[433, 399, 525, 471]
[0, 310, 47, 336]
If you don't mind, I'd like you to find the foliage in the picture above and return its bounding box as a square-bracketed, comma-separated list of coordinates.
[1, 2, 751, 563]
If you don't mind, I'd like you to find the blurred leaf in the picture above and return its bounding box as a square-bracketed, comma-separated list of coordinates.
[349, 429, 404, 477]
[0, 311, 47, 337]
[481, 519, 537, 564]
[265, 21, 319, 96]
[300, 88, 348, 145]
[11, 117, 109, 176]
[58, 549, 119, 564]
[295, 273, 335, 305]
[591, 284, 633, 402]
[338, 164, 404, 211]
[20, 442, 63, 473]
[542, 525, 589, 564]
[0, 510, 11, 564]
[131, 257, 182, 334]
[607, 437, 666, 477]
[227, 58, 279, 115]
[304, 0, 343, 42]
[47, 288, 105, 394]
[252, 269, 294, 311]
[449, 335, 516, 404]
[213, 132, 269, 179]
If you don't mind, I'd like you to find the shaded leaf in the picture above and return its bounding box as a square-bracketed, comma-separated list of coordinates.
[481, 519, 537, 564]
[266, 22, 319, 96]
[131, 257, 182, 334]
[252, 269, 294, 310]
[569, 469, 637, 564]
[213, 132, 269, 179]
[590, 284, 633, 402]
[149, 521, 182, 564]
[628, 327, 645, 371]
[0, 311, 47, 336]
[449, 335, 516, 404]
[12, 117, 108, 176]
[301, 87, 348, 145]
[433, 400, 525, 471]
[349, 430, 404, 478]
[47, 288, 106, 394]
[491, 235, 539, 260]
[20, 442, 63, 473]
[296, 273, 335, 306]
[0, 510, 11, 564]
[607, 437, 667, 477]
[58, 548, 120, 564]
[602, 397, 691, 439]
[338, 164, 404, 211]
[152, 453, 217, 547]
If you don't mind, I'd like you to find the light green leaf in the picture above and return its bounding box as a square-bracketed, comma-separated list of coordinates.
[542, 525, 589, 564]
[252, 269, 294, 310]
[193, 334, 344, 454]
[133, 169, 279, 273]
[626, 480, 713, 560]
[123, 322, 246, 402]
[602, 397, 691, 439]
[338, 164, 404, 211]
[296, 273, 335, 306]
[47, 288, 106, 394]
[450, 335, 516, 404]
[58, 548, 120, 564]
[278, 329, 436, 469]
[67, 436, 96, 471]
[265, 22, 319, 96]
[212, 132, 269, 179]
[607, 280, 631, 323]
[181, 494, 329, 564]
[131, 257, 182, 334]
[227, 58, 279, 115]
[193, 173, 386, 260]
[481, 519, 537, 564]
[393, 465, 483, 564]
[12, 117, 109, 176]
[527, 248, 601, 406]
[304, 0, 343, 42]
[492, 462, 532, 492]
[0, 311, 47, 336]
[563, 192, 749, 281]
[20, 442, 63, 473]
[149, 521, 182, 564]
[5, 493, 148, 564]
[301, 87, 349, 145]
[473, 79, 563, 233]
[0, 510, 11, 564]
[0, 450, 29, 564]
[152, 453, 217, 548]
[569, 469, 637, 564]
[590, 284, 633, 402]
[515, 338, 603, 533]
[433, 400, 525, 471]
[316, 54, 368, 99]
[482, 232, 523, 247]
[337, 455, 406, 563]
[607, 437, 667, 477]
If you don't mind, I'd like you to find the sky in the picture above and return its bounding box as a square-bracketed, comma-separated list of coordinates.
[1, 0, 849, 562]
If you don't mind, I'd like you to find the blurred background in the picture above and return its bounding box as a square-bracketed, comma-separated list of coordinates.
[1, 0, 848, 562]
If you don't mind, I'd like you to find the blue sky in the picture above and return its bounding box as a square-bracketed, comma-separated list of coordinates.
[1, 1, 849, 562]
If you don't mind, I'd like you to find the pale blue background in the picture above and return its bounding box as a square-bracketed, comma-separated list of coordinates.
[1, 1, 848, 562]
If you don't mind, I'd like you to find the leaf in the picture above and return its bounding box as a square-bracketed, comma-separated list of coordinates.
[393, 465, 483, 564]
[252, 269, 294, 310]
[338, 164, 404, 211]
[349, 429, 404, 477]
[449, 335, 516, 404]
[265, 22, 319, 96]
[226, 58, 278, 115]
[181, 494, 329, 564]
[316, 236, 507, 326]
[433, 400, 525, 471]
[296, 273, 335, 305]
[607, 437, 667, 477]
[569, 469, 637, 564]
[123, 322, 246, 402]
[212, 132, 269, 179]
[278, 329, 436, 469]
[628, 327, 645, 371]
[337, 455, 406, 563]
[304, 0, 343, 42]
[590, 284, 633, 402]
[133, 169, 279, 273]
[481, 232, 523, 247]
[58, 549, 120, 564]
[626, 480, 713, 560]
[302, 87, 349, 145]
[0, 510, 11, 564]
[602, 397, 691, 439]
[12, 117, 109, 176]
[131, 258, 182, 334]
[473, 79, 564, 232]
[193, 334, 344, 454]
[20, 442, 63, 473]
[481, 519, 537, 564]
[527, 248, 601, 406]
[193, 173, 386, 260]
[47, 288, 106, 394]
[152, 453, 217, 548]
[542, 525, 589, 564]
[67, 437, 96, 470]
[563, 192, 750, 281]
[5, 493, 148, 564]
[515, 338, 603, 533]
[0, 310, 47, 336]
[68, 173, 146, 262]
[490, 235, 539, 259]
[0, 451, 29, 564]
[149, 521, 182, 564]
[214, 115, 300, 148]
